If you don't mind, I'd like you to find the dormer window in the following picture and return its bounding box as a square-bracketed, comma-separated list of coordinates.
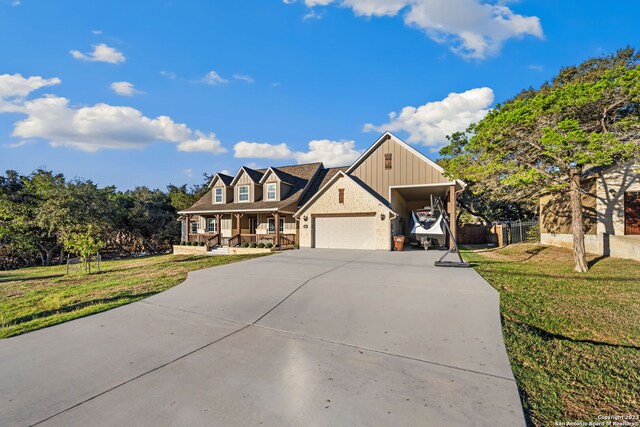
[214, 187, 223, 203]
[238, 185, 249, 202]
[266, 183, 277, 200]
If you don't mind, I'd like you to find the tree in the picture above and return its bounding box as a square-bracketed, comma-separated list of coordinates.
[440, 48, 640, 272]
[63, 225, 104, 274]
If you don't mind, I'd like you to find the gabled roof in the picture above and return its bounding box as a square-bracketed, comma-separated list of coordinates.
[179, 162, 323, 214]
[346, 132, 445, 174]
[345, 131, 466, 188]
[297, 166, 348, 207]
[258, 167, 294, 186]
[294, 171, 397, 218]
[207, 172, 234, 188]
[229, 166, 265, 186]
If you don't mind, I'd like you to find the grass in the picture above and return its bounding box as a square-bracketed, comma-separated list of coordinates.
[0, 253, 270, 339]
[462, 244, 640, 426]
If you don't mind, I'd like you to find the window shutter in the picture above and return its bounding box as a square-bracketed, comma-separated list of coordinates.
[384, 153, 392, 170]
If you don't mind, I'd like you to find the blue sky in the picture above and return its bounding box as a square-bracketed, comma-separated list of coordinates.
[1, 0, 638, 190]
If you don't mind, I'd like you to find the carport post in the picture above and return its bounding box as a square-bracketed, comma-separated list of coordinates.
[449, 185, 457, 248]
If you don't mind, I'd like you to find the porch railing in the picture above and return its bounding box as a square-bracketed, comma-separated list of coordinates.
[228, 233, 296, 248]
[187, 233, 220, 248]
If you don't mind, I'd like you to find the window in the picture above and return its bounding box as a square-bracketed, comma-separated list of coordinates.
[214, 188, 223, 203]
[625, 192, 640, 235]
[207, 217, 217, 233]
[266, 183, 277, 200]
[338, 188, 345, 204]
[238, 185, 249, 202]
[190, 221, 198, 234]
[384, 153, 392, 170]
[267, 217, 285, 233]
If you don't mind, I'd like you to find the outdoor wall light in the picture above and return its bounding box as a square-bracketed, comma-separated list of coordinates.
[303, 215, 308, 222]
[380, 213, 386, 221]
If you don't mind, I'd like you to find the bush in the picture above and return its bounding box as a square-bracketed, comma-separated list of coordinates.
[265, 243, 273, 249]
[249, 242, 257, 248]
[257, 243, 265, 248]
[199, 241, 205, 246]
[180, 241, 186, 246]
[187, 241, 193, 246]
[241, 242, 249, 248]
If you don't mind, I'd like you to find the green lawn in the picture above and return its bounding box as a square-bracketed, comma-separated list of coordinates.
[462, 244, 640, 426]
[0, 253, 270, 339]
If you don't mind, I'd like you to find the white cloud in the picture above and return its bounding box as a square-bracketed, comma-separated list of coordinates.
[184, 168, 193, 178]
[364, 87, 494, 150]
[70, 43, 125, 64]
[294, 139, 362, 166]
[202, 70, 228, 85]
[110, 81, 143, 96]
[0, 73, 61, 113]
[11, 0, 21, 6]
[285, 0, 543, 59]
[160, 70, 177, 80]
[234, 139, 362, 167]
[91, 30, 103, 35]
[234, 141, 293, 159]
[232, 74, 255, 83]
[177, 131, 226, 153]
[1, 74, 226, 154]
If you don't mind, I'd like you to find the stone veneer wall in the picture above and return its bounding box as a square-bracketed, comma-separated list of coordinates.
[298, 174, 393, 250]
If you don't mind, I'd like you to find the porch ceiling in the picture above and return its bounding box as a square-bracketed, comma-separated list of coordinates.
[391, 184, 453, 202]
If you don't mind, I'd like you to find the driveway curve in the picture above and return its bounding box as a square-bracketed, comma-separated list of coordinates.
[0, 249, 524, 426]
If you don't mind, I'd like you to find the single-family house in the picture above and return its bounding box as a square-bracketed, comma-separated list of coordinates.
[178, 132, 465, 251]
[540, 162, 640, 261]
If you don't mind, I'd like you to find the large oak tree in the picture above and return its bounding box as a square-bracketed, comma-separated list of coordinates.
[440, 48, 640, 272]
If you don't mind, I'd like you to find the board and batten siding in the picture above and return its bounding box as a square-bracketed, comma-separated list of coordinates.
[349, 137, 449, 201]
[212, 178, 229, 204]
[234, 171, 262, 203]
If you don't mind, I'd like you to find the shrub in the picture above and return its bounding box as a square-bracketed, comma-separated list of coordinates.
[257, 243, 265, 248]
[180, 241, 186, 246]
[250, 242, 257, 248]
[187, 241, 193, 246]
[199, 241, 205, 246]
[265, 243, 273, 249]
[241, 242, 249, 248]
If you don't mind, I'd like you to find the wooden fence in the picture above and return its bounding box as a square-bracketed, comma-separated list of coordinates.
[457, 222, 534, 247]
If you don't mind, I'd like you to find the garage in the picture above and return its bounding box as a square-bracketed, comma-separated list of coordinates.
[314, 215, 376, 249]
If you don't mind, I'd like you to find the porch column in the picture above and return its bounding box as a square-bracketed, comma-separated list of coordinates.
[274, 211, 280, 247]
[234, 213, 243, 236]
[185, 214, 191, 242]
[449, 185, 457, 247]
[216, 214, 222, 245]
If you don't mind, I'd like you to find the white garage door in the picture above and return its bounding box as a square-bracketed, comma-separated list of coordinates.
[314, 215, 376, 249]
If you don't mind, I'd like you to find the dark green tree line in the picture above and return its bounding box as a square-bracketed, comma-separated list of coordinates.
[0, 169, 207, 269]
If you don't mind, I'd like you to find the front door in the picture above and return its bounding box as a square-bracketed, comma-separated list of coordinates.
[625, 192, 640, 235]
[249, 216, 258, 234]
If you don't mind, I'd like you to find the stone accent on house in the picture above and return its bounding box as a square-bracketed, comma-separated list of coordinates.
[228, 247, 274, 255]
[297, 174, 393, 250]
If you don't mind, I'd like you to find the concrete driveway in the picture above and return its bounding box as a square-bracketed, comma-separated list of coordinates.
[0, 249, 525, 426]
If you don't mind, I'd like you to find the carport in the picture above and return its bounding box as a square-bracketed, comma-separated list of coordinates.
[389, 181, 465, 247]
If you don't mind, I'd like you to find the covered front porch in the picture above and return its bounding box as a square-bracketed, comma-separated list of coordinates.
[181, 210, 298, 250]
